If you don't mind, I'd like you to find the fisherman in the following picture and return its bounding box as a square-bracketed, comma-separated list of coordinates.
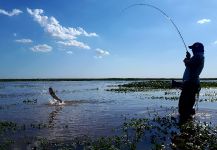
[174, 42, 205, 119]
[49, 87, 63, 103]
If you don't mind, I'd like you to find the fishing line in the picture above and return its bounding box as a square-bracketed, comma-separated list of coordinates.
[122, 3, 188, 52]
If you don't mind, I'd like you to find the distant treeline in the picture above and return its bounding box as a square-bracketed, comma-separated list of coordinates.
[0, 78, 216, 82]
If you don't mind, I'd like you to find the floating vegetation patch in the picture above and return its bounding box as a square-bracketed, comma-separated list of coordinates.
[0, 121, 49, 135]
[1, 106, 217, 150]
[59, 88, 99, 94]
[0, 121, 17, 134]
[14, 84, 37, 88]
[107, 80, 217, 92]
[0, 138, 14, 150]
[107, 80, 172, 92]
[164, 91, 178, 95]
[199, 98, 217, 102]
[201, 81, 217, 88]
[147, 96, 179, 101]
[0, 121, 49, 149]
[22, 115, 217, 150]
[22, 98, 37, 104]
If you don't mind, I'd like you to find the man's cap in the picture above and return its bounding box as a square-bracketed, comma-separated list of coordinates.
[188, 42, 204, 52]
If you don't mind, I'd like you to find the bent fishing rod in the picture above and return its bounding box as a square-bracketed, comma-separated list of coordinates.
[122, 4, 201, 110]
[122, 3, 188, 52]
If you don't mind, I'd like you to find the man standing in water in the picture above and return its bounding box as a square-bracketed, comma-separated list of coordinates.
[178, 42, 205, 120]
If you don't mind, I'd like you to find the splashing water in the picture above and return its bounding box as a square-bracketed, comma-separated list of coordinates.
[49, 99, 65, 106]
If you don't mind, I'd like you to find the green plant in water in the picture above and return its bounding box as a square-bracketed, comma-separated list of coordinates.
[107, 80, 217, 92]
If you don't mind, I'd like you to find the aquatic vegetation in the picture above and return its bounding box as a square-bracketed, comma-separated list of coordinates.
[106, 80, 172, 92]
[59, 88, 99, 94]
[147, 96, 179, 101]
[1, 105, 217, 149]
[171, 121, 217, 149]
[201, 82, 217, 88]
[0, 121, 49, 134]
[21, 115, 217, 150]
[0, 121, 17, 134]
[164, 91, 178, 95]
[199, 98, 217, 102]
[107, 80, 217, 92]
[0, 138, 14, 150]
[14, 84, 37, 88]
[23, 98, 37, 104]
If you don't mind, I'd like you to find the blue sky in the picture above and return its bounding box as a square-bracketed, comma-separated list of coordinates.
[0, 0, 217, 78]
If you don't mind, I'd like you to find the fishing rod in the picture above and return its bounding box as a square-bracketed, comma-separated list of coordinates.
[122, 3, 188, 52]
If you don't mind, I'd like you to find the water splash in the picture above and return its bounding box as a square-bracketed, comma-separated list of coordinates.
[49, 99, 65, 106]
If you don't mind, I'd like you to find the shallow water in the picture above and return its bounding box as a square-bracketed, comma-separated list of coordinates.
[1, 80, 217, 142]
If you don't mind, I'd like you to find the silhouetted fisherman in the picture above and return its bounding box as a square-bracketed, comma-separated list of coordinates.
[49, 87, 63, 103]
[172, 42, 205, 120]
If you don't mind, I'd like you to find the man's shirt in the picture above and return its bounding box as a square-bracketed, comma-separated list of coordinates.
[183, 52, 204, 84]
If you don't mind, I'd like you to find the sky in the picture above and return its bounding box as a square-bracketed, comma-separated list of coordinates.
[0, 0, 217, 78]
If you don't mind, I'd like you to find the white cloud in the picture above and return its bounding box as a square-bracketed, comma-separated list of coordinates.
[15, 39, 33, 43]
[78, 27, 98, 37]
[0, 8, 22, 16]
[66, 51, 73, 54]
[27, 8, 98, 49]
[197, 19, 211, 24]
[57, 40, 90, 49]
[30, 44, 52, 52]
[95, 48, 110, 58]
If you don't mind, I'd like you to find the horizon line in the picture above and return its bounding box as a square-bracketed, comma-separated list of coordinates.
[0, 77, 216, 82]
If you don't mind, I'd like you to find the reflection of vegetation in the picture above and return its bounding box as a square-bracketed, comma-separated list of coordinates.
[107, 80, 217, 92]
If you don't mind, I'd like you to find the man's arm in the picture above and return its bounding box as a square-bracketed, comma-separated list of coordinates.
[183, 56, 198, 68]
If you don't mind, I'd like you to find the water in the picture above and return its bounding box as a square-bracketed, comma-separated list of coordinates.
[1, 80, 217, 142]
